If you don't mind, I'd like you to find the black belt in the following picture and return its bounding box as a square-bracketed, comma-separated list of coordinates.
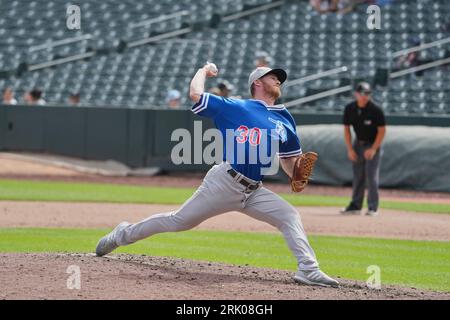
[357, 140, 373, 146]
[227, 169, 260, 191]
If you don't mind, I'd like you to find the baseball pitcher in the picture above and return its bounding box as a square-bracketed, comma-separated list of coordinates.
[96, 62, 339, 288]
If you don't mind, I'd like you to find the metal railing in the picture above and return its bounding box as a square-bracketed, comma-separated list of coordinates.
[129, 10, 189, 29]
[159, 39, 216, 60]
[29, 34, 93, 52]
[389, 36, 450, 78]
[390, 36, 450, 59]
[284, 66, 348, 88]
[127, 28, 193, 48]
[128, 1, 285, 48]
[28, 52, 95, 71]
[285, 85, 352, 108]
[284, 66, 350, 108]
[390, 57, 450, 79]
[222, 1, 284, 23]
[16, 1, 288, 74]
[285, 37, 450, 109]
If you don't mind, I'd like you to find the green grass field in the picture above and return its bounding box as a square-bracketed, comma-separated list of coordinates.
[1, 179, 449, 214]
[1, 228, 449, 292]
[1, 178, 449, 293]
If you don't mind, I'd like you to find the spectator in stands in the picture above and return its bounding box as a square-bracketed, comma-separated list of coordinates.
[166, 89, 181, 109]
[395, 38, 421, 71]
[395, 51, 420, 70]
[337, 0, 371, 14]
[217, 80, 234, 98]
[24, 88, 46, 106]
[442, 20, 450, 33]
[394, 38, 435, 77]
[255, 51, 273, 68]
[208, 87, 222, 96]
[2, 87, 17, 105]
[310, 0, 373, 15]
[68, 92, 80, 105]
[310, 0, 339, 14]
[210, 80, 242, 99]
[340, 82, 386, 217]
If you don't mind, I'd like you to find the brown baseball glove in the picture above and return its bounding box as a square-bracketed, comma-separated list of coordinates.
[290, 152, 318, 192]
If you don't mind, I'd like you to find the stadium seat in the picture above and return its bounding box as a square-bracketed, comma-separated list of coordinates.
[1, 0, 448, 112]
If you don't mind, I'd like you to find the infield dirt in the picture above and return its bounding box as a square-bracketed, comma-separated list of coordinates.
[1, 154, 449, 300]
[2, 253, 449, 300]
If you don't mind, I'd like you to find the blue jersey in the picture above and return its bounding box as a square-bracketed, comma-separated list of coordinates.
[191, 93, 302, 181]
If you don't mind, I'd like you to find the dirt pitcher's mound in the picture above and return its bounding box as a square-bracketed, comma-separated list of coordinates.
[1, 253, 448, 300]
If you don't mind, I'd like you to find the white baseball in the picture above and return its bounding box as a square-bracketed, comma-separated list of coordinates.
[206, 61, 218, 73]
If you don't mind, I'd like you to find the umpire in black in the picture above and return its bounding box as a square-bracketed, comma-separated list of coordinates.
[341, 82, 386, 216]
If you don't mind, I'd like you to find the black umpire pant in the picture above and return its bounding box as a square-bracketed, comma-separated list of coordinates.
[349, 141, 382, 211]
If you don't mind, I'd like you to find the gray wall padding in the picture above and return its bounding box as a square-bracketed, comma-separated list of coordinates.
[297, 125, 450, 192]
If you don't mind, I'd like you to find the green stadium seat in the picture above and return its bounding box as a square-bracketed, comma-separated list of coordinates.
[0, 0, 447, 115]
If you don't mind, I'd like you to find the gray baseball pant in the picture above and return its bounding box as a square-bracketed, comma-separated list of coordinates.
[349, 141, 382, 211]
[114, 162, 319, 271]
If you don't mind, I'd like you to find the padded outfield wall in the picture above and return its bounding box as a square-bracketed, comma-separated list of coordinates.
[297, 124, 450, 193]
[0, 105, 449, 192]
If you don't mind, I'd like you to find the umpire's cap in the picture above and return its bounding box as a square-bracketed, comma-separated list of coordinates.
[355, 82, 372, 94]
[248, 67, 287, 90]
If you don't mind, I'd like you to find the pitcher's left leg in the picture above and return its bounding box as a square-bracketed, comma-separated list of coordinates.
[241, 187, 338, 287]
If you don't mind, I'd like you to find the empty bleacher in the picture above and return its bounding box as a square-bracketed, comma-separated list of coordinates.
[0, 0, 449, 112]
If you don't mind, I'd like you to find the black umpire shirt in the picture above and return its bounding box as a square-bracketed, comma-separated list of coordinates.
[343, 100, 386, 144]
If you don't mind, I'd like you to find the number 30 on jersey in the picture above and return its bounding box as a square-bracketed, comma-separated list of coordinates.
[235, 125, 261, 146]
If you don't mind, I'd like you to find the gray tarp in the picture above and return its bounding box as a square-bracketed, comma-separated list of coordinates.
[290, 124, 450, 193]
